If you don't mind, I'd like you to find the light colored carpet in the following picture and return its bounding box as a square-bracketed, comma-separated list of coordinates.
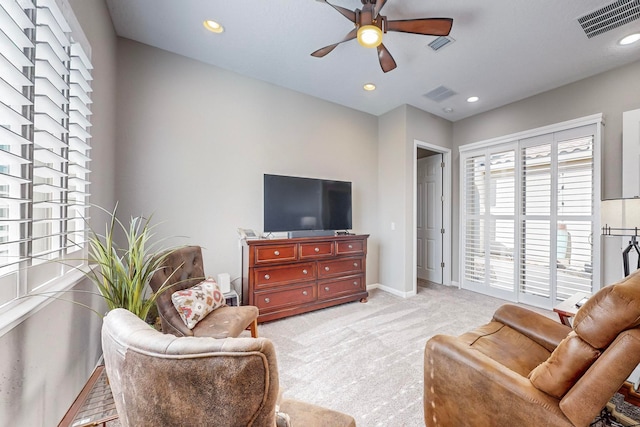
[260, 282, 545, 427]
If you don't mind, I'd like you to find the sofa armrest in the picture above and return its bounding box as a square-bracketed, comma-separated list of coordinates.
[493, 304, 571, 352]
[424, 334, 574, 427]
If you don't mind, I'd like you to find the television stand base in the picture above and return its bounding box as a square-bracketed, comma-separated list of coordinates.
[288, 230, 335, 238]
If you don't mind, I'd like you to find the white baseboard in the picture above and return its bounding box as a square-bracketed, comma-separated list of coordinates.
[367, 283, 416, 298]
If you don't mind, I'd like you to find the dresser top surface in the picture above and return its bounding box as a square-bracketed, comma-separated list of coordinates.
[244, 234, 369, 246]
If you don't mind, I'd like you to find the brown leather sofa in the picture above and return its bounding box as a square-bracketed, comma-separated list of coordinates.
[424, 270, 640, 427]
[102, 308, 356, 426]
[149, 245, 259, 338]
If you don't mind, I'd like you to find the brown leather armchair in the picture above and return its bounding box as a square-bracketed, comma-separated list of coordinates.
[102, 308, 356, 426]
[424, 270, 640, 427]
[149, 246, 258, 338]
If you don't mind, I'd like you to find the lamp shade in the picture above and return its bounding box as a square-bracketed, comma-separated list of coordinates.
[601, 197, 640, 236]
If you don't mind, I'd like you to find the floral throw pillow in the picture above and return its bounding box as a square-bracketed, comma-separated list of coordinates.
[171, 278, 225, 329]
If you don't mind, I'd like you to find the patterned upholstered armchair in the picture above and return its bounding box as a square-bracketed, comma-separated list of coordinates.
[102, 308, 356, 426]
[149, 245, 258, 338]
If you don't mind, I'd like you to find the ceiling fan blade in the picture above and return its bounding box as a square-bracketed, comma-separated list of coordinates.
[311, 29, 358, 58]
[377, 43, 397, 73]
[321, 0, 356, 23]
[373, 0, 388, 18]
[386, 18, 453, 36]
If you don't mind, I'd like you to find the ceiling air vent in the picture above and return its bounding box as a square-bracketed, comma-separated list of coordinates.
[578, 0, 640, 38]
[424, 85, 457, 103]
[428, 36, 454, 51]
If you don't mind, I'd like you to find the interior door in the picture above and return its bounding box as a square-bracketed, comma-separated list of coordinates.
[417, 155, 443, 283]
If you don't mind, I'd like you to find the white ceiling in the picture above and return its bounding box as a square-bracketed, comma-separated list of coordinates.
[104, 0, 640, 121]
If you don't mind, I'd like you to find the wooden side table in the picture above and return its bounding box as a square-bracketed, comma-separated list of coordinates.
[553, 292, 589, 326]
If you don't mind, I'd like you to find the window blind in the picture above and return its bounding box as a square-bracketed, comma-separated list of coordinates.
[460, 119, 600, 309]
[0, 0, 91, 307]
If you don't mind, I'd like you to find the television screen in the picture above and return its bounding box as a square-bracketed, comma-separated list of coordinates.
[264, 174, 352, 233]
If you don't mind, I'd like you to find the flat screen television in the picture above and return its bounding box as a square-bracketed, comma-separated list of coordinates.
[264, 174, 352, 237]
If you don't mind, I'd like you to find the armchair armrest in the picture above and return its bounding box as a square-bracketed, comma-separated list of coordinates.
[424, 334, 574, 427]
[493, 304, 571, 352]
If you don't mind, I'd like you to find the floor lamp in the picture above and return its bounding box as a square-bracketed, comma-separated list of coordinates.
[601, 197, 640, 277]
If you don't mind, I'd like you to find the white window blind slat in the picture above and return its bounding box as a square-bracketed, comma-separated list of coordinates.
[0, 7, 32, 50]
[0, 0, 93, 308]
[34, 129, 66, 150]
[1, 2, 35, 30]
[36, 4, 70, 45]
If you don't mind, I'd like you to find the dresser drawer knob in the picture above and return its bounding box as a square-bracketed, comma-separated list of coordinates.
[324, 266, 330, 271]
[302, 269, 308, 274]
[264, 274, 270, 280]
[302, 290, 308, 296]
[353, 262, 358, 267]
[325, 287, 330, 292]
[353, 281, 358, 286]
[274, 250, 280, 256]
[315, 247, 320, 252]
[264, 298, 270, 303]
[348, 244, 353, 249]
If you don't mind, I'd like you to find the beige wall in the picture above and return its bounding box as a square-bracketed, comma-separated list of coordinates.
[113, 39, 380, 287]
[451, 59, 640, 285]
[377, 105, 453, 294]
[0, 1, 118, 425]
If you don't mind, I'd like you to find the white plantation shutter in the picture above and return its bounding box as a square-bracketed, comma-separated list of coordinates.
[489, 150, 515, 292]
[461, 146, 517, 300]
[463, 154, 486, 286]
[0, 0, 91, 307]
[67, 42, 91, 251]
[460, 118, 600, 309]
[0, 0, 35, 303]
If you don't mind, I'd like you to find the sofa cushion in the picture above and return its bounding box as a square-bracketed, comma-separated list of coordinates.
[529, 331, 600, 398]
[171, 278, 225, 329]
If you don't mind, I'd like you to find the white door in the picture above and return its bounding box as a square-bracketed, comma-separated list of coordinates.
[417, 155, 443, 283]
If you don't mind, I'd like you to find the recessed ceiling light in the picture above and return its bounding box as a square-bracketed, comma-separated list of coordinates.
[467, 96, 479, 103]
[203, 20, 224, 33]
[363, 83, 376, 91]
[620, 33, 640, 46]
[443, 107, 454, 113]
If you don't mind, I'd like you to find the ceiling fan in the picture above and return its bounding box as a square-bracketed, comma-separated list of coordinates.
[311, 0, 453, 73]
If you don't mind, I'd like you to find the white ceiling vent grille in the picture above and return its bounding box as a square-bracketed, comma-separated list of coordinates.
[578, 0, 640, 38]
[424, 86, 457, 102]
[428, 36, 455, 51]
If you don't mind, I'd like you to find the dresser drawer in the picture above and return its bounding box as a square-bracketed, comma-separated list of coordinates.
[255, 284, 317, 311]
[318, 257, 364, 278]
[318, 276, 364, 300]
[253, 263, 316, 289]
[299, 242, 334, 259]
[254, 244, 297, 264]
[336, 240, 364, 255]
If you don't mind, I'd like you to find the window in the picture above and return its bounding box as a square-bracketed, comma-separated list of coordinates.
[0, 0, 92, 309]
[460, 116, 601, 309]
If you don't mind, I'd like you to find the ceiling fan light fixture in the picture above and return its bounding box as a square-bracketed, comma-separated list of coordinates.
[203, 20, 224, 33]
[357, 25, 383, 48]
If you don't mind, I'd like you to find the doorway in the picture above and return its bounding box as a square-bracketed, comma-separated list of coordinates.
[413, 140, 451, 294]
